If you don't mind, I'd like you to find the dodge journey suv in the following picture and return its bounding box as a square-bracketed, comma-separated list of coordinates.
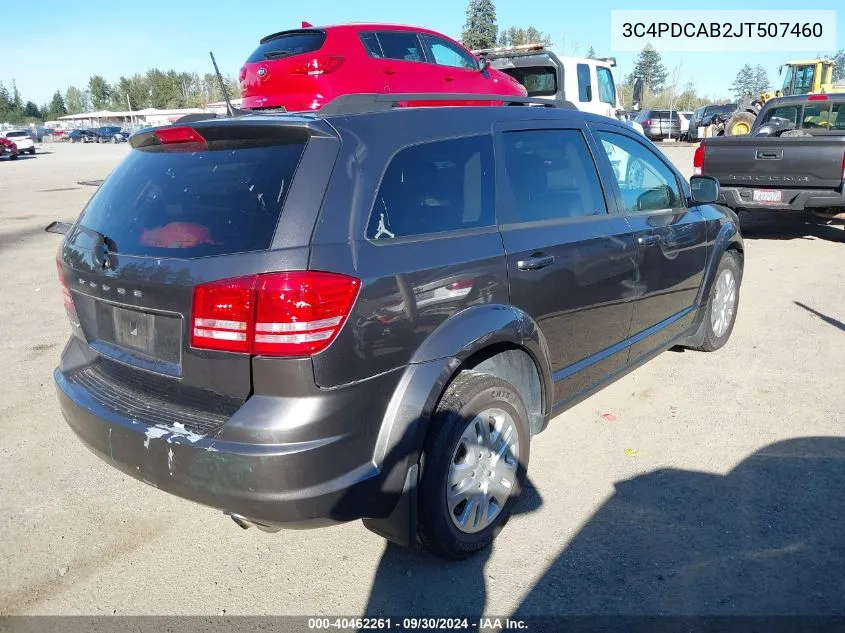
[54, 94, 743, 559]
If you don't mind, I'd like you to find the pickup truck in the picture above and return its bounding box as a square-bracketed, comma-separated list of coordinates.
[697, 94, 845, 221]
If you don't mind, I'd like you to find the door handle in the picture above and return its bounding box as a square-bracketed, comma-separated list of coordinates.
[756, 149, 782, 160]
[517, 254, 555, 271]
[382, 68, 397, 76]
[637, 234, 661, 246]
[444, 75, 455, 82]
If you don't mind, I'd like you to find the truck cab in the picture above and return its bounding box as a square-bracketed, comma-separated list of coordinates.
[473, 45, 619, 114]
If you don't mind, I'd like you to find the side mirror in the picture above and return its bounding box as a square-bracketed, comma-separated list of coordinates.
[689, 176, 720, 204]
[632, 78, 644, 107]
[479, 57, 490, 72]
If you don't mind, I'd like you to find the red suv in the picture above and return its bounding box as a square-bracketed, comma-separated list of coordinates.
[239, 23, 527, 111]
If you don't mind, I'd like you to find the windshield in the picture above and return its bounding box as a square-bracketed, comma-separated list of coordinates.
[77, 141, 307, 258]
[500, 66, 557, 97]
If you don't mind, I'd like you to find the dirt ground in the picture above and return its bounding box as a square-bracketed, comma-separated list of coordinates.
[1, 141, 843, 616]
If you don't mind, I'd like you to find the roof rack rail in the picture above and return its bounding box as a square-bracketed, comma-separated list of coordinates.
[317, 93, 576, 115]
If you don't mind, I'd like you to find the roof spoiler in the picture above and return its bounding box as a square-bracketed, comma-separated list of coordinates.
[317, 93, 576, 115]
[596, 56, 617, 67]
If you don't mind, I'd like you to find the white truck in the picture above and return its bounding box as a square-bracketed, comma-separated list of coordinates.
[2, 130, 36, 155]
[472, 44, 645, 135]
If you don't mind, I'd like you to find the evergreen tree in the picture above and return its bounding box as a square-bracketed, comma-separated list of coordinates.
[752, 65, 771, 94]
[461, 0, 498, 51]
[731, 64, 755, 99]
[631, 44, 668, 93]
[48, 91, 67, 120]
[586, 46, 596, 59]
[498, 26, 551, 47]
[832, 49, 845, 82]
[88, 75, 111, 110]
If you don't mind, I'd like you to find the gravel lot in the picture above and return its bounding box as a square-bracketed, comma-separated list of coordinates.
[1, 141, 843, 617]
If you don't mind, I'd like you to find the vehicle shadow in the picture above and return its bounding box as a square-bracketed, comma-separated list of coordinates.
[794, 301, 845, 333]
[361, 481, 543, 621]
[739, 214, 845, 243]
[513, 436, 845, 616]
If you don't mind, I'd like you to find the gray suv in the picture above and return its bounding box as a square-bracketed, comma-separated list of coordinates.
[54, 95, 744, 559]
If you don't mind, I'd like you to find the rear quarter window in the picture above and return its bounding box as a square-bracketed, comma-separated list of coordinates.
[77, 140, 307, 258]
[367, 135, 495, 240]
[247, 31, 326, 63]
[501, 67, 556, 97]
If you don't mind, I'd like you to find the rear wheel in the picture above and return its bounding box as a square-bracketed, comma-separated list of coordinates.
[418, 372, 530, 559]
[28, 148, 35, 155]
[695, 251, 741, 352]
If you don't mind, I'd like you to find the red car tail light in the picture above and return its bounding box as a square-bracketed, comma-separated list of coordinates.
[289, 56, 345, 76]
[841, 150, 845, 181]
[693, 144, 705, 176]
[807, 94, 828, 101]
[645, 119, 653, 126]
[239, 66, 247, 84]
[191, 272, 360, 357]
[447, 279, 474, 291]
[56, 254, 77, 323]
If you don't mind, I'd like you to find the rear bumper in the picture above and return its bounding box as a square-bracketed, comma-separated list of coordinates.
[54, 357, 407, 527]
[719, 187, 845, 212]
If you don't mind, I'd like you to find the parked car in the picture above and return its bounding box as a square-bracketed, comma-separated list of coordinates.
[239, 22, 527, 111]
[687, 104, 738, 141]
[67, 129, 97, 143]
[95, 126, 130, 143]
[1, 130, 35, 155]
[0, 136, 18, 160]
[678, 111, 693, 138]
[54, 96, 744, 560]
[696, 93, 845, 223]
[634, 109, 683, 141]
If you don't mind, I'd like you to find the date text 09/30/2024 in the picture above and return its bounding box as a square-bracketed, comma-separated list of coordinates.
[307, 618, 529, 631]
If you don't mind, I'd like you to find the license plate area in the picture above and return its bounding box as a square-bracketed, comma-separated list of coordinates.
[112, 306, 156, 355]
[93, 300, 182, 369]
[752, 189, 783, 203]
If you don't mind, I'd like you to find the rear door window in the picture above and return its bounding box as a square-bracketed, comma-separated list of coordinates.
[77, 139, 307, 258]
[829, 103, 845, 130]
[576, 64, 592, 102]
[247, 30, 326, 63]
[367, 135, 494, 240]
[499, 129, 607, 224]
[376, 31, 425, 62]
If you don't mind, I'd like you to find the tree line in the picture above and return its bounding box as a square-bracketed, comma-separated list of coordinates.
[0, 70, 239, 124]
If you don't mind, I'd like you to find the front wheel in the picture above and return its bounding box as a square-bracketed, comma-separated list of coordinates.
[695, 251, 742, 352]
[418, 372, 530, 559]
[28, 148, 35, 155]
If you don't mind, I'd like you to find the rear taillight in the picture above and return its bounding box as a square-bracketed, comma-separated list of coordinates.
[239, 66, 247, 84]
[191, 272, 360, 357]
[841, 150, 845, 181]
[289, 56, 345, 76]
[447, 279, 474, 291]
[56, 254, 77, 322]
[645, 119, 653, 126]
[693, 144, 705, 176]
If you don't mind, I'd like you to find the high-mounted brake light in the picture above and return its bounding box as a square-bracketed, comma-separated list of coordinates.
[290, 56, 345, 76]
[154, 126, 206, 145]
[191, 272, 360, 357]
[693, 144, 705, 176]
[807, 94, 828, 101]
[842, 150, 845, 181]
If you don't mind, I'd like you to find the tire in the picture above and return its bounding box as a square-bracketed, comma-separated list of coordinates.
[111, 136, 117, 144]
[28, 148, 35, 155]
[725, 111, 756, 136]
[695, 251, 742, 352]
[418, 371, 530, 559]
[10, 153, 17, 160]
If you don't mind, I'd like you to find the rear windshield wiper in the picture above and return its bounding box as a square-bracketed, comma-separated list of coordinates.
[263, 51, 295, 60]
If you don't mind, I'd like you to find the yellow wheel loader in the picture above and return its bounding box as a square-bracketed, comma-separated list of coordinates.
[724, 58, 845, 136]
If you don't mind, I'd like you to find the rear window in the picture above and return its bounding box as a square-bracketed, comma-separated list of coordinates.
[576, 64, 592, 102]
[246, 30, 326, 63]
[501, 67, 557, 97]
[5, 131, 29, 138]
[367, 135, 494, 240]
[77, 140, 307, 258]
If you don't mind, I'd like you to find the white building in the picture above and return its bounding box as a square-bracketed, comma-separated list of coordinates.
[56, 100, 241, 129]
